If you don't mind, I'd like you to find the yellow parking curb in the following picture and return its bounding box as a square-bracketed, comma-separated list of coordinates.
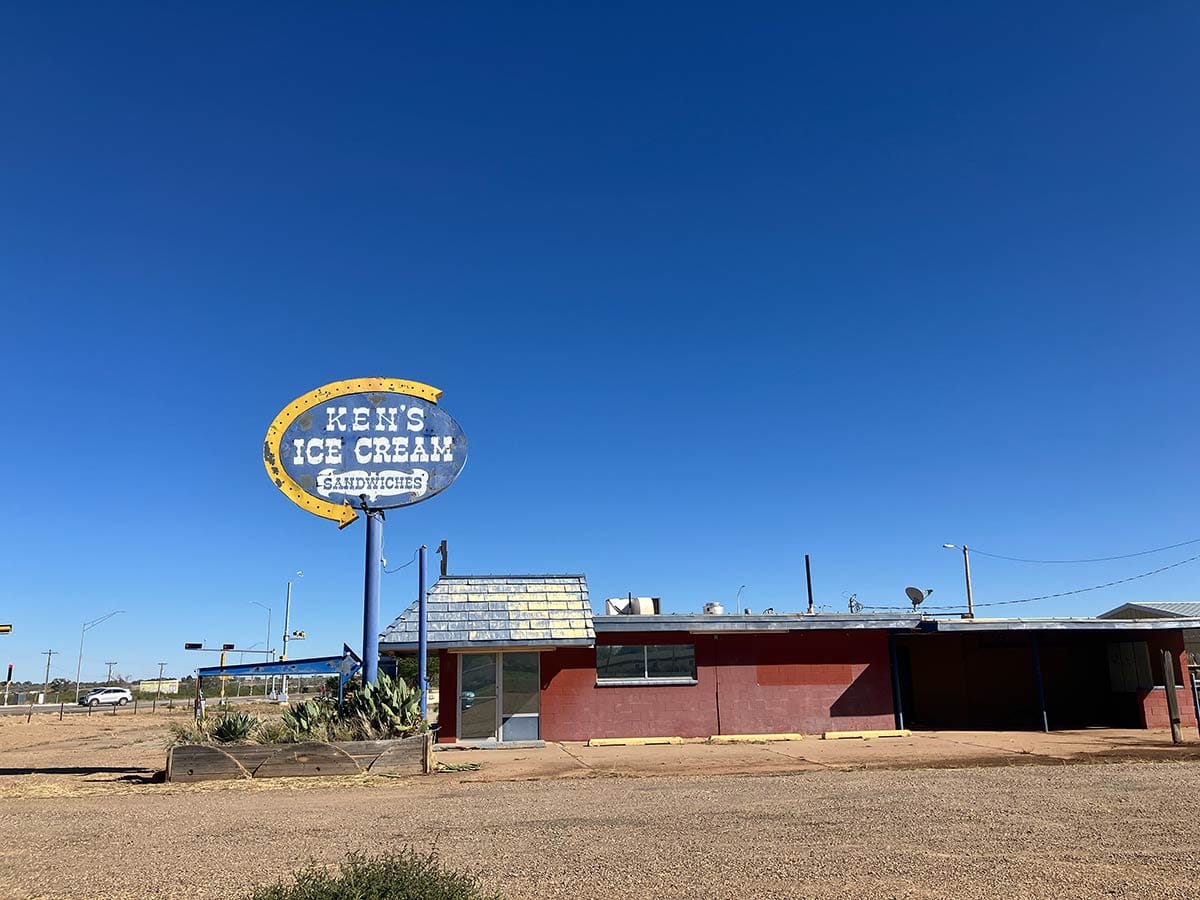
[587, 736, 684, 747]
[822, 729, 912, 740]
[709, 733, 804, 743]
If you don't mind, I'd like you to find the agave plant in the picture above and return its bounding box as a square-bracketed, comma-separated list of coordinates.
[210, 711, 260, 744]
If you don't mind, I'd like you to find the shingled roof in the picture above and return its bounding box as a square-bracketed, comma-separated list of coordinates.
[379, 575, 595, 650]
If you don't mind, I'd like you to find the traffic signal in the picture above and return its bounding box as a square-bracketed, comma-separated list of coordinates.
[184, 642, 203, 650]
[222, 643, 236, 651]
[5, 664, 11, 683]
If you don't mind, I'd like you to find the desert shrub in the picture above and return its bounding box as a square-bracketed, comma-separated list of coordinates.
[253, 718, 291, 744]
[282, 698, 334, 741]
[211, 711, 260, 743]
[340, 673, 423, 741]
[167, 720, 210, 746]
[243, 850, 498, 900]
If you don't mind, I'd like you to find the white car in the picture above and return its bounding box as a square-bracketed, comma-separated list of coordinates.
[79, 687, 132, 707]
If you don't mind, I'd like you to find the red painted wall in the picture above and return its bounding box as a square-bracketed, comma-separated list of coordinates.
[436, 649, 458, 743]
[1138, 631, 1198, 730]
[539, 630, 895, 742]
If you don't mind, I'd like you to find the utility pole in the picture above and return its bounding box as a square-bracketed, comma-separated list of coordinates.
[155, 662, 166, 710]
[41, 649, 57, 703]
[961, 545, 975, 618]
[943, 544, 976, 619]
[105, 662, 117, 685]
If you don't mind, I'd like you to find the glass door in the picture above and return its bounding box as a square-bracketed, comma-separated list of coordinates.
[459, 653, 498, 741]
[458, 651, 541, 742]
[500, 652, 540, 741]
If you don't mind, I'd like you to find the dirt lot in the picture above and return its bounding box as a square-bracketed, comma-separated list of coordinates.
[2, 712, 1200, 899]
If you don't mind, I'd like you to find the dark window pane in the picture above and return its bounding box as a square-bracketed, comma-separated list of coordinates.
[646, 644, 695, 679]
[460, 696, 497, 740]
[502, 653, 540, 716]
[597, 645, 645, 679]
[461, 653, 497, 697]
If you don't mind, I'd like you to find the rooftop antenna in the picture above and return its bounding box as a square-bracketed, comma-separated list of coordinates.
[905, 586, 934, 611]
[735, 585, 746, 613]
[847, 594, 862, 614]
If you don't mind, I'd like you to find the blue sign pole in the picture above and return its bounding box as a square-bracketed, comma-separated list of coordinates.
[418, 544, 428, 718]
[362, 509, 384, 684]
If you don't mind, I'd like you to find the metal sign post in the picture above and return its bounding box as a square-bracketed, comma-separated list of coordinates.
[264, 377, 468, 686]
[418, 544, 428, 717]
[362, 509, 384, 685]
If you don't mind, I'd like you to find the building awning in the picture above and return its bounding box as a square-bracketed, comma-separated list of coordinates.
[379, 575, 595, 652]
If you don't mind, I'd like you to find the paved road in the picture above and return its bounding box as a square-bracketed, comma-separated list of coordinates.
[0, 694, 270, 716]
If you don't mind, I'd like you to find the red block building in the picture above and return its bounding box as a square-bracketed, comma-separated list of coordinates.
[379, 575, 1199, 744]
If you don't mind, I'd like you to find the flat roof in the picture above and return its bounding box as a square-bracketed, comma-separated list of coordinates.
[922, 616, 1200, 632]
[595, 613, 922, 633]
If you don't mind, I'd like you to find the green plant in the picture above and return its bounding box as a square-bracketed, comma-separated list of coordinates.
[282, 698, 334, 741]
[167, 720, 210, 746]
[243, 850, 499, 900]
[253, 718, 291, 744]
[341, 672, 423, 741]
[211, 711, 260, 743]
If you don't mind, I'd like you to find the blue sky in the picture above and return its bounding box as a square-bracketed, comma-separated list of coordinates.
[2, 4, 1198, 683]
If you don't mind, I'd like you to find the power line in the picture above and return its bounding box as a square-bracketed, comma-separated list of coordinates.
[383, 547, 418, 574]
[863, 551, 1200, 612]
[967, 537, 1200, 564]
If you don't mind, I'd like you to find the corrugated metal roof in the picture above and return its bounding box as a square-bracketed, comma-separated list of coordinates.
[379, 574, 595, 650]
[1098, 602, 1200, 619]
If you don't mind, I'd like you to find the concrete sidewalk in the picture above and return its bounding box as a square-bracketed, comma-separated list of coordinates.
[435, 728, 1200, 782]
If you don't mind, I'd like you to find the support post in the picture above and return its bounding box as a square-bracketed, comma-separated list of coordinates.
[961, 545, 975, 619]
[889, 632, 905, 730]
[418, 544, 428, 719]
[805, 554, 814, 615]
[1031, 635, 1049, 733]
[1161, 649, 1183, 745]
[362, 508, 384, 684]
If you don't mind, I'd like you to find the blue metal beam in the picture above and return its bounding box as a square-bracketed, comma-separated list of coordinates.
[198, 645, 361, 679]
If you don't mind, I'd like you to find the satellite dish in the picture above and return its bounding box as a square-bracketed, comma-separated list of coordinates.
[905, 586, 926, 605]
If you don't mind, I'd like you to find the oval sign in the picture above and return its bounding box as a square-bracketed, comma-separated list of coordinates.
[264, 377, 468, 527]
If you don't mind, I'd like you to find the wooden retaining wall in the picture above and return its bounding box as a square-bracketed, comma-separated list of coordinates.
[166, 734, 432, 782]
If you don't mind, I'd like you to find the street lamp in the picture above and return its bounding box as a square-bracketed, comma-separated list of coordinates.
[280, 571, 303, 701]
[75, 610, 125, 701]
[942, 544, 975, 618]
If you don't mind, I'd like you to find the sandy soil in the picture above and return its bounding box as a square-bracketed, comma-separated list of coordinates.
[2, 713, 1199, 899]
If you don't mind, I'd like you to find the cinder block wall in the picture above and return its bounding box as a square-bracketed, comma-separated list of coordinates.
[539, 630, 895, 741]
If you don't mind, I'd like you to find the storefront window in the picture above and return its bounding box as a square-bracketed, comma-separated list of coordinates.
[597, 644, 696, 683]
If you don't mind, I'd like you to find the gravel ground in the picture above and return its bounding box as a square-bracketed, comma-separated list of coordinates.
[2, 760, 1199, 899]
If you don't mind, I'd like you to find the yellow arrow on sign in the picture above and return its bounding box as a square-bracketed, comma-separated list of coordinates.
[263, 377, 443, 528]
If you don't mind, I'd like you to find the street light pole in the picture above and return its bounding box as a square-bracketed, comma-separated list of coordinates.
[281, 571, 302, 700]
[75, 610, 125, 702]
[943, 544, 975, 619]
[105, 662, 117, 685]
